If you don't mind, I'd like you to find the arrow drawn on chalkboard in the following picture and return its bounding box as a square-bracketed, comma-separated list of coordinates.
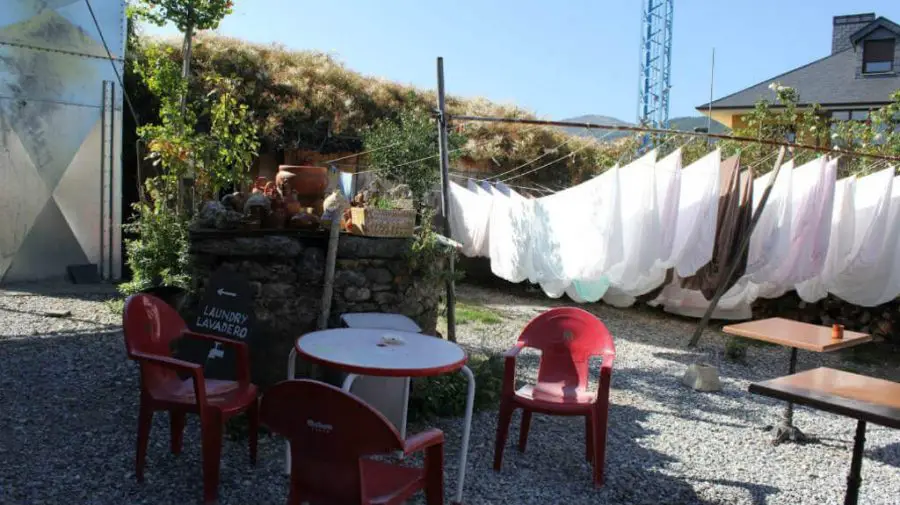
[217, 288, 237, 297]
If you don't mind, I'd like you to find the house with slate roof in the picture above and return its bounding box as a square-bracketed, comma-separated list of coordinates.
[698, 13, 900, 130]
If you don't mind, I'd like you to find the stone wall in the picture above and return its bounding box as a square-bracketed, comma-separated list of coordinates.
[186, 232, 443, 388]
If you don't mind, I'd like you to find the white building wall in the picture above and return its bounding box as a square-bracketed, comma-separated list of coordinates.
[0, 0, 125, 283]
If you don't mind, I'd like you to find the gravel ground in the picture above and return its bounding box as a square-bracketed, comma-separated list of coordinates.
[1, 281, 898, 505]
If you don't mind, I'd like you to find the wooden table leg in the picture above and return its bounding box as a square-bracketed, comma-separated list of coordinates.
[772, 347, 807, 444]
[844, 420, 866, 505]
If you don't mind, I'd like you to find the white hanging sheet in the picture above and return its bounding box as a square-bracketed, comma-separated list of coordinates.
[745, 160, 794, 283]
[564, 165, 623, 302]
[448, 181, 491, 258]
[755, 157, 836, 299]
[828, 170, 900, 306]
[526, 164, 622, 298]
[489, 185, 534, 284]
[603, 149, 683, 307]
[601, 150, 659, 292]
[795, 176, 856, 303]
[470, 183, 494, 257]
[670, 149, 722, 278]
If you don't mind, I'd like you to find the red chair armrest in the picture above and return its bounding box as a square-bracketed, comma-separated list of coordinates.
[503, 342, 525, 359]
[594, 353, 615, 406]
[133, 351, 202, 373]
[402, 428, 444, 456]
[181, 330, 251, 384]
[502, 342, 525, 396]
[132, 352, 209, 405]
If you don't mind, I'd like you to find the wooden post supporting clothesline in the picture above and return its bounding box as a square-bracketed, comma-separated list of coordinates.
[436, 57, 457, 343]
[686, 147, 788, 348]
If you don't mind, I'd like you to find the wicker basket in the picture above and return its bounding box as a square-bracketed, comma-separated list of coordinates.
[349, 207, 416, 237]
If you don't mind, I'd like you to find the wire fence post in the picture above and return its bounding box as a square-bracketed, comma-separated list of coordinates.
[436, 57, 457, 343]
[686, 147, 787, 348]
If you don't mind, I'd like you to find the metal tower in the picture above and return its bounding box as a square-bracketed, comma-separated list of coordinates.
[637, 0, 674, 129]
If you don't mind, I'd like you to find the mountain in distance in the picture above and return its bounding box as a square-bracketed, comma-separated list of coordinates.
[559, 114, 728, 142]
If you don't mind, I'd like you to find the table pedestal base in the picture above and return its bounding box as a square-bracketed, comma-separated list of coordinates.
[771, 419, 807, 445]
[844, 420, 866, 505]
[769, 347, 808, 445]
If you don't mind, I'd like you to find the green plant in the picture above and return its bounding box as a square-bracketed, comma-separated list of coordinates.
[119, 179, 191, 296]
[724, 337, 749, 363]
[104, 297, 125, 316]
[363, 106, 466, 207]
[131, 0, 234, 112]
[408, 351, 505, 422]
[407, 208, 462, 285]
[124, 38, 259, 294]
[456, 302, 503, 325]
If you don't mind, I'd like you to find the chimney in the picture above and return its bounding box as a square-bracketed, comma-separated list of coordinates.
[832, 13, 875, 53]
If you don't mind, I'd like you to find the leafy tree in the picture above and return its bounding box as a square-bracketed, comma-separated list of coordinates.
[131, 0, 234, 112]
[363, 107, 466, 207]
[121, 40, 259, 295]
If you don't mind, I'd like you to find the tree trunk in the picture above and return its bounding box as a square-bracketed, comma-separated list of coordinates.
[176, 19, 195, 215]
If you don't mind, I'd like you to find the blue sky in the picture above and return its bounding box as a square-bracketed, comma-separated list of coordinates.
[142, 0, 898, 121]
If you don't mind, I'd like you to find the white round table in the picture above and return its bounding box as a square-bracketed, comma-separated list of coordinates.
[285, 328, 475, 504]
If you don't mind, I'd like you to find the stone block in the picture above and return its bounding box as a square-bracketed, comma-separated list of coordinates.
[334, 270, 366, 288]
[682, 364, 722, 392]
[344, 286, 372, 302]
[262, 282, 295, 299]
[298, 247, 325, 282]
[364, 267, 394, 285]
[338, 236, 411, 259]
[370, 283, 393, 292]
[374, 292, 398, 305]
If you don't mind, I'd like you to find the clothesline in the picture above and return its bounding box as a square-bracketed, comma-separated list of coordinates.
[449, 115, 900, 163]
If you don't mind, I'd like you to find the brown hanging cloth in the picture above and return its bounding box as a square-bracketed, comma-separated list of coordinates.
[680, 154, 754, 300]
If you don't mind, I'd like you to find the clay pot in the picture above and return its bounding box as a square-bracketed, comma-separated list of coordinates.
[276, 165, 327, 200]
[283, 191, 303, 217]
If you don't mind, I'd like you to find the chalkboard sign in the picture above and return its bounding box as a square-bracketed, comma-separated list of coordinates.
[184, 268, 255, 380]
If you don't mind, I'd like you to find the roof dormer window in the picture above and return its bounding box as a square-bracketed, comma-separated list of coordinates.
[863, 38, 895, 73]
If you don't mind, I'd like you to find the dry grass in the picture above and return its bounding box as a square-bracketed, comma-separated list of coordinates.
[134, 33, 643, 187]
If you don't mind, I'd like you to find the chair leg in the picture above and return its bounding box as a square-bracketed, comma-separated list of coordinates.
[518, 410, 532, 453]
[170, 412, 186, 455]
[424, 442, 445, 505]
[135, 399, 153, 483]
[585, 413, 593, 462]
[492, 401, 514, 471]
[248, 399, 259, 465]
[287, 445, 303, 505]
[592, 409, 609, 487]
[201, 414, 224, 505]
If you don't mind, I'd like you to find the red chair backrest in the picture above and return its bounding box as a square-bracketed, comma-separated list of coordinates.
[123, 294, 188, 390]
[518, 307, 615, 392]
[261, 380, 406, 504]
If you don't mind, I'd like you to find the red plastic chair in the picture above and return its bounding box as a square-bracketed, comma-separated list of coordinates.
[123, 294, 259, 504]
[493, 307, 615, 486]
[261, 379, 444, 505]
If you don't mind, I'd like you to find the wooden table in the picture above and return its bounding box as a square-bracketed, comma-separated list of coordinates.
[723, 317, 871, 443]
[749, 367, 900, 505]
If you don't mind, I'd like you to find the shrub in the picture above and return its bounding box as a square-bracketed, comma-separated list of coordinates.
[408, 351, 505, 422]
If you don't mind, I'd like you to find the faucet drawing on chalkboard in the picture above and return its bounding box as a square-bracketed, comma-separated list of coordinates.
[207, 343, 225, 360]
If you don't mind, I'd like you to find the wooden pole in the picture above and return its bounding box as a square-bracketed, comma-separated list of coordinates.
[436, 57, 457, 342]
[686, 147, 788, 347]
[317, 214, 343, 330]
